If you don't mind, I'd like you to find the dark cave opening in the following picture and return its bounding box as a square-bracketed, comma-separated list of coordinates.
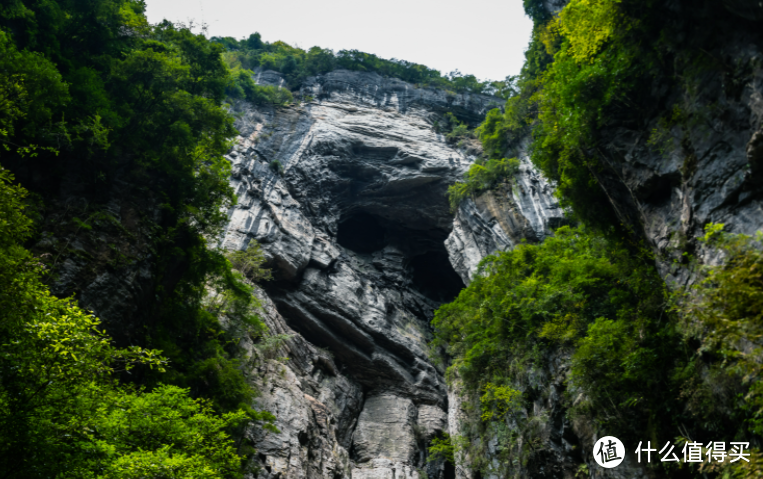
[336, 212, 387, 254]
[410, 251, 465, 303]
[336, 211, 465, 303]
[444, 462, 456, 479]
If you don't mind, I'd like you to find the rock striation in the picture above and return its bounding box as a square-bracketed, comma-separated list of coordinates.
[445, 154, 564, 284]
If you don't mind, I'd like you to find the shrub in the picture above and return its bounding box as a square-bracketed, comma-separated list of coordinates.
[227, 241, 272, 283]
[447, 158, 520, 210]
[269, 159, 284, 174]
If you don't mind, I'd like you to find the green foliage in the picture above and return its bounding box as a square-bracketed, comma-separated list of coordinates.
[143, 239, 272, 413]
[228, 241, 273, 283]
[434, 112, 473, 145]
[674, 225, 763, 438]
[0, 3, 283, 475]
[432, 227, 676, 474]
[521, 26, 555, 81]
[428, 433, 456, 464]
[472, 0, 660, 229]
[226, 70, 293, 107]
[2, 3, 237, 236]
[255, 333, 295, 361]
[0, 169, 259, 478]
[522, 0, 552, 25]
[557, 0, 627, 64]
[475, 108, 508, 159]
[433, 222, 763, 476]
[443, 114, 470, 143]
[0, 0, 278, 418]
[530, 1, 641, 226]
[213, 33, 495, 93]
[0, 29, 68, 154]
[269, 159, 284, 174]
[451, 1, 763, 476]
[447, 158, 520, 210]
[480, 383, 521, 421]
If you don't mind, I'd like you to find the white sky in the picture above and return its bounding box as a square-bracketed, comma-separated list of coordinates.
[144, 0, 533, 82]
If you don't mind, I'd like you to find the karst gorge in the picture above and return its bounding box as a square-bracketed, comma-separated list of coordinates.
[1, 0, 763, 478]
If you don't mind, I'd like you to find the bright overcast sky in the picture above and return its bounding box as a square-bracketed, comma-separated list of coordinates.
[144, 0, 533, 82]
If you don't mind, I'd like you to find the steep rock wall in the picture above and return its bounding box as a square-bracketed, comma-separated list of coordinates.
[441, 5, 763, 479]
[583, 4, 763, 285]
[220, 70, 560, 478]
[445, 155, 564, 284]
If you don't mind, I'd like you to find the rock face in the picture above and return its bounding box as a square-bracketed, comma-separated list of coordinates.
[445, 155, 564, 284]
[218, 70, 563, 478]
[582, 6, 763, 287]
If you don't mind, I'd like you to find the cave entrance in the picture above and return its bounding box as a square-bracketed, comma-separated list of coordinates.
[410, 251, 464, 303]
[337, 212, 387, 254]
[337, 211, 465, 303]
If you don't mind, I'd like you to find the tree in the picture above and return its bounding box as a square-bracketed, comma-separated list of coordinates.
[0, 169, 258, 478]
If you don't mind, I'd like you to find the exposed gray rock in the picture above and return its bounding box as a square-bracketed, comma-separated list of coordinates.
[351, 394, 418, 464]
[218, 70, 516, 478]
[242, 289, 361, 479]
[445, 156, 564, 284]
[352, 459, 420, 479]
[300, 70, 504, 125]
[417, 404, 448, 438]
[33, 10, 763, 479]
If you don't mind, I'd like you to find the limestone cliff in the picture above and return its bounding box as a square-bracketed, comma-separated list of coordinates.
[218, 70, 561, 479]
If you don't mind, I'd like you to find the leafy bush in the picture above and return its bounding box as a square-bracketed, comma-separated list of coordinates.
[673, 225, 763, 444]
[428, 433, 456, 464]
[228, 241, 272, 283]
[226, 70, 293, 107]
[447, 158, 520, 210]
[269, 159, 284, 174]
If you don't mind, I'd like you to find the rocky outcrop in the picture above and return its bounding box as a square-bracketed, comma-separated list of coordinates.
[219, 70, 564, 478]
[445, 156, 564, 284]
[240, 290, 360, 479]
[221, 70, 488, 478]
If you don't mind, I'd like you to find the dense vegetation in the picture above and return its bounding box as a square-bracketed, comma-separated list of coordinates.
[432, 227, 672, 474]
[432, 224, 763, 477]
[214, 33, 516, 97]
[0, 0, 277, 476]
[453, 0, 668, 227]
[2, 0, 760, 477]
[0, 169, 276, 477]
[436, 0, 763, 477]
